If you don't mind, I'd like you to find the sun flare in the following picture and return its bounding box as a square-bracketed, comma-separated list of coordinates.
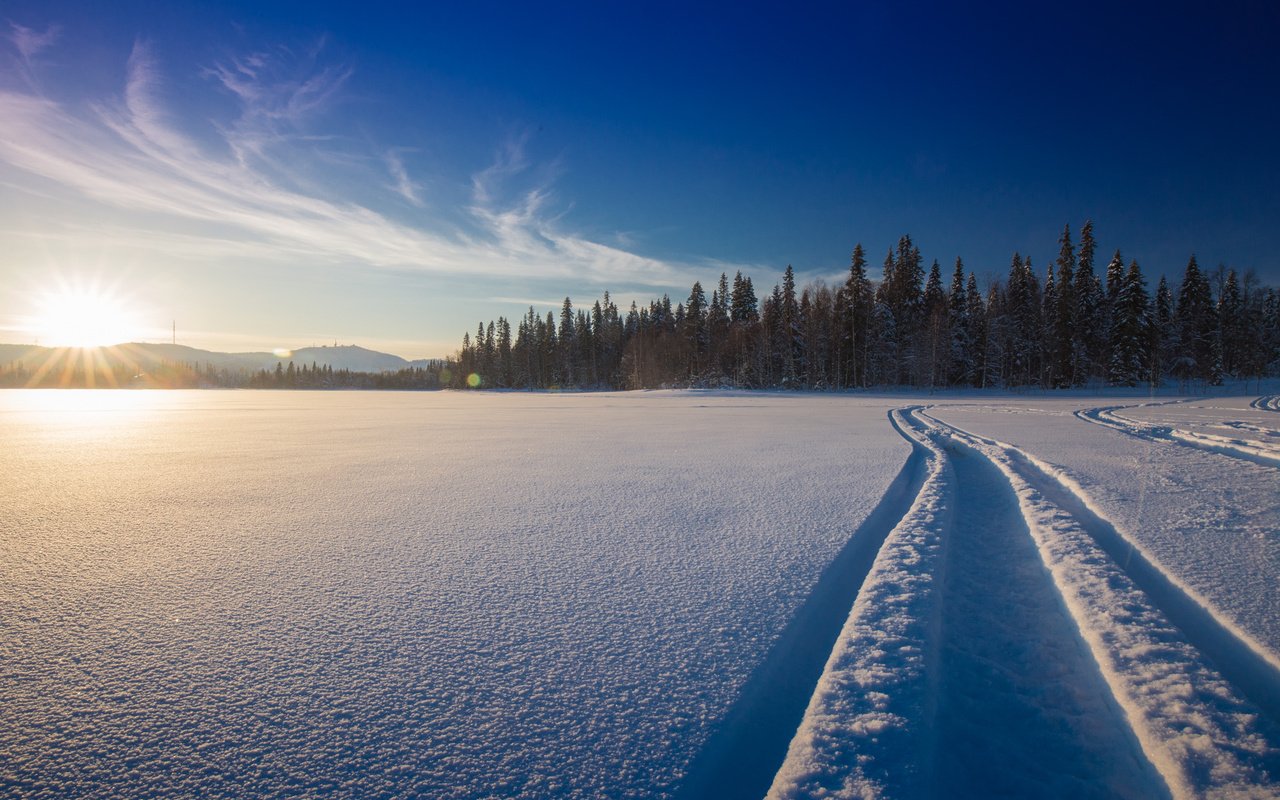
[31, 288, 143, 349]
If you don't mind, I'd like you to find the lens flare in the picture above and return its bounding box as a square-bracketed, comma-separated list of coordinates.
[31, 287, 143, 348]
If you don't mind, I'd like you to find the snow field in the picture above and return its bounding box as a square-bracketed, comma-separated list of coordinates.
[3, 390, 1277, 798]
[772, 406, 1196, 799]
[1077, 400, 1280, 467]
[0, 390, 911, 799]
[930, 401, 1280, 667]
[767, 409, 949, 799]
[922, 409, 1280, 799]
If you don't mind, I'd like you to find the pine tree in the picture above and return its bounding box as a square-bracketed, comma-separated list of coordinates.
[1042, 263, 1058, 386]
[1174, 255, 1216, 384]
[1151, 278, 1172, 385]
[948, 257, 970, 385]
[781, 265, 801, 384]
[841, 245, 872, 388]
[558, 298, 576, 385]
[1218, 269, 1245, 377]
[684, 280, 708, 377]
[1102, 250, 1126, 378]
[709, 273, 731, 374]
[1052, 223, 1076, 386]
[923, 259, 948, 387]
[1073, 220, 1102, 383]
[1108, 259, 1150, 386]
[543, 311, 558, 386]
[1006, 253, 1041, 385]
[964, 272, 987, 386]
[731, 271, 759, 323]
[497, 317, 513, 387]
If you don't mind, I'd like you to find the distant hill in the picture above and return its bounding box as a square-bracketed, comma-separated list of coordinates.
[0, 342, 438, 374]
[288, 345, 412, 372]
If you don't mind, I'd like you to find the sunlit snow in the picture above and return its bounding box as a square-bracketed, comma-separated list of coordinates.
[3, 389, 1278, 798]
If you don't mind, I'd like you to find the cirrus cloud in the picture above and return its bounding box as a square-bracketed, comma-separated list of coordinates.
[0, 34, 750, 291]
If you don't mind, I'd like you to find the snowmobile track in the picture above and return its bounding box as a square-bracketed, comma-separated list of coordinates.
[678, 410, 930, 799]
[922, 408, 1280, 798]
[1251, 395, 1280, 413]
[771, 408, 1170, 799]
[1076, 403, 1280, 468]
[928, 410, 1280, 725]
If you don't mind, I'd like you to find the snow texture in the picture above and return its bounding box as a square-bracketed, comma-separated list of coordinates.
[924, 409, 1280, 799]
[766, 409, 948, 799]
[0, 390, 909, 799]
[4, 389, 1279, 799]
[1077, 400, 1280, 468]
[931, 399, 1280, 670]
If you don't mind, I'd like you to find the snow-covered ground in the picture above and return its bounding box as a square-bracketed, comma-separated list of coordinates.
[3, 389, 1277, 798]
[0, 390, 909, 799]
[776, 397, 1280, 799]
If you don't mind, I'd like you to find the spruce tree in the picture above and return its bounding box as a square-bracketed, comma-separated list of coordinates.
[845, 245, 872, 388]
[685, 280, 708, 376]
[1174, 255, 1215, 384]
[1108, 260, 1150, 386]
[1042, 263, 1058, 386]
[1052, 223, 1076, 386]
[923, 259, 948, 386]
[964, 272, 987, 386]
[1073, 220, 1102, 383]
[730, 271, 758, 323]
[1151, 277, 1172, 385]
[948, 257, 969, 385]
[1218, 269, 1244, 377]
[1102, 250, 1126, 378]
[781, 265, 801, 383]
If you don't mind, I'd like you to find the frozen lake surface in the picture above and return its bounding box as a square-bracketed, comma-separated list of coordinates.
[4, 389, 1278, 798]
[1, 390, 908, 799]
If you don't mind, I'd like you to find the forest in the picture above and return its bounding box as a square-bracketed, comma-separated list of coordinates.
[450, 223, 1280, 391]
[0, 358, 447, 390]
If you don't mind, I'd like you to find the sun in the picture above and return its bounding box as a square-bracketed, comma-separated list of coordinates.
[31, 288, 143, 348]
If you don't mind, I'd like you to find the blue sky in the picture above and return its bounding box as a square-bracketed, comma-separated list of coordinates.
[2, 1, 1278, 357]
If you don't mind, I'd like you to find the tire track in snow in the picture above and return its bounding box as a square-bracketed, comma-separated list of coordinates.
[770, 410, 1167, 799]
[1076, 403, 1280, 468]
[925, 417, 1165, 799]
[923, 409, 1280, 798]
[677, 410, 929, 800]
[1221, 420, 1280, 438]
[766, 408, 951, 799]
[1251, 396, 1280, 413]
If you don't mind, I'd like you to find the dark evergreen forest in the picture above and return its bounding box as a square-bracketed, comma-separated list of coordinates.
[449, 223, 1280, 391]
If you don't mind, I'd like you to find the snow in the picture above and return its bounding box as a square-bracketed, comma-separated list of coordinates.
[929, 399, 1280, 665]
[0, 389, 909, 799]
[767, 409, 948, 798]
[3, 389, 1278, 798]
[920, 409, 1280, 798]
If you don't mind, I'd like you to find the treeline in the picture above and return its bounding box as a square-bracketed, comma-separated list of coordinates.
[245, 361, 446, 390]
[451, 223, 1280, 391]
[0, 358, 447, 390]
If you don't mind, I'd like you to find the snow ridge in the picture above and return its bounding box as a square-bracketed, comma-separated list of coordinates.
[1250, 396, 1280, 413]
[1077, 403, 1280, 468]
[767, 408, 950, 799]
[923, 410, 1280, 799]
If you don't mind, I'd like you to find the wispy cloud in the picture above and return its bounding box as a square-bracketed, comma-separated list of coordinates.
[6, 22, 59, 88]
[384, 149, 423, 206]
[0, 34, 744, 290]
[9, 22, 58, 62]
[203, 39, 352, 166]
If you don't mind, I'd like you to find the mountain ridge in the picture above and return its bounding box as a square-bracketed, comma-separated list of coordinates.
[0, 342, 441, 373]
